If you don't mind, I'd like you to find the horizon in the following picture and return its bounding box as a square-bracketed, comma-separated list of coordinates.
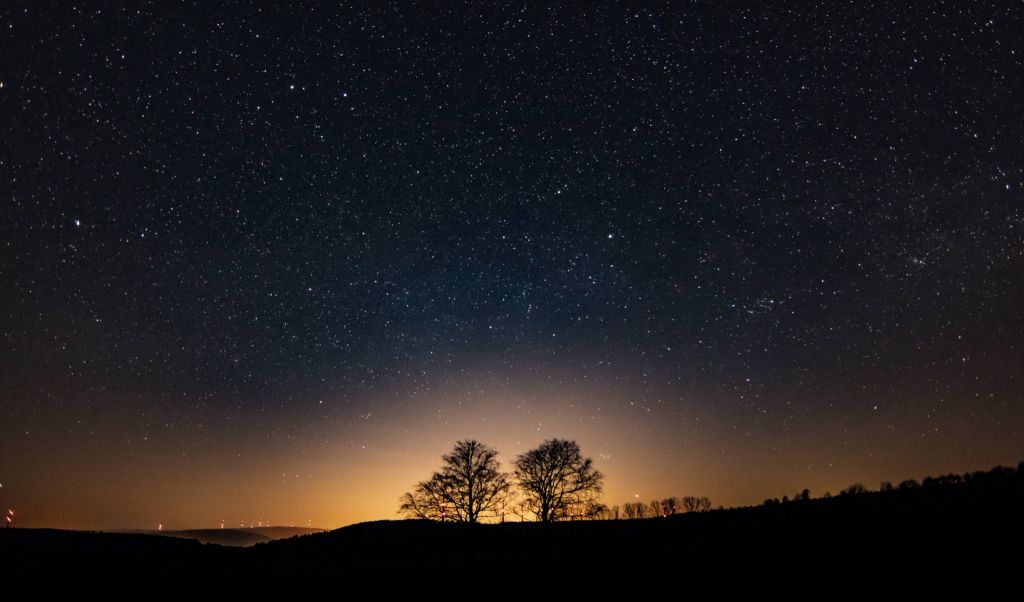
[9, 454, 1022, 532]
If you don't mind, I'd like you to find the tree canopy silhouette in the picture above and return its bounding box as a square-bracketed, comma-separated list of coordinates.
[513, 438, 604, 522]
[399, 439, 511, 523]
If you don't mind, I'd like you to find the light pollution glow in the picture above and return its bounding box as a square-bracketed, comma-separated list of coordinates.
[3, 364, 1019, 530]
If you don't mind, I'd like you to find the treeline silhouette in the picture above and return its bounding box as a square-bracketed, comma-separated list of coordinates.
[248, 459, 1023, 596]
[398, 437, 718, 523]
[760, 461, 1024, 505]
[602, 495, 714, 520]
[3, 460, 1022, 597]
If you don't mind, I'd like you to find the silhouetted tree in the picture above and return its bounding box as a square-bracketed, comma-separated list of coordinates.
[576, 501, 609, 520]
[399, 439, 511, 523]
[898, 479, 919, 490]
[611, 505, 620, 520]
[660, 497, 679, 516]
[513, 438, 604, 522]
[840, 483, 867, 496]
[623, 502, 646, 519]
[880, 481, 893, 492]
[650, 501, 662, 517]
[399, 472, 450, 521]
[798, 488, 811, 501]
[682, 496, 711, 512]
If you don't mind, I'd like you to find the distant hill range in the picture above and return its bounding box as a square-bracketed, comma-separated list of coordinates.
[119, 526, 324, 547]
[2, 461, 1022, 596]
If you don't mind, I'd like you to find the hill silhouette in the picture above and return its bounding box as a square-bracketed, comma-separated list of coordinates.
[121, 526, 324, 547]
[2, 462, 1022, 597]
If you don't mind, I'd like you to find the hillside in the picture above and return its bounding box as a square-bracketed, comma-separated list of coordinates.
[123, 526, 324, 547]
[2, 465, 1021, 597]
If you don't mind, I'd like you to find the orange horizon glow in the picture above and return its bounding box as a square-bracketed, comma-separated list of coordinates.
[4, 366, 1020, 531]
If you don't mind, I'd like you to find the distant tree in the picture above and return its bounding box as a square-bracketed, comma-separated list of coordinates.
[989, 466, 1015, 478]
[623, 502, 646, 519]
[399, 439, 511, 523]
[880, 481, 893, 492]
[650, 501, 662, 517]
[611, 505, 620, 520]
[682, 496, 711, 513]
[781, 495, 789, 504]
[660, 497, 679, 516]
[798, 489, 811, 501]
[580, 502, 610, 520]
[513, 439, 604, 523]
[898, 479, 919, 490]
[939, 474, 962, 486]
[840, 483, 867, 496]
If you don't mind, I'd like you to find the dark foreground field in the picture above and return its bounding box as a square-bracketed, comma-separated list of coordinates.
[3, 470, 1021, 598]
[119, 526, 324, 547]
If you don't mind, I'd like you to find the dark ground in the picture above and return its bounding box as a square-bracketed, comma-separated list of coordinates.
[117, 526, 324, 547]
[3, 469, 1021, 598]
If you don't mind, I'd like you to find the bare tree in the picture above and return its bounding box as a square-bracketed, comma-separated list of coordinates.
[399, 472, 450, 520]
[650, 500, 662, 517]
[682, 496, 711, 513]
[622, 502, 645, 519]
[660, 497, 679, 516]
[513, 438, 604, 523]
[569, 501, 609, 520]
[399, 439, 511, 523]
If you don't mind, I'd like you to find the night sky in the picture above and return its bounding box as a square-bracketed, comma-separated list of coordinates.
[2, 2, 1023, 530]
